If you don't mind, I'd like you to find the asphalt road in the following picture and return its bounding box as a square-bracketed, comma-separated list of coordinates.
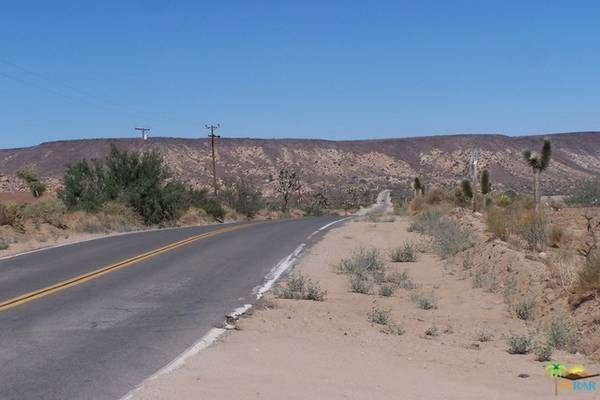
[0, 216, 346, 400]
[356, 189, 392, 215]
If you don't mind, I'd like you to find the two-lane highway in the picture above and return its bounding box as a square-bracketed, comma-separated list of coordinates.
[0, 216, 346, 400]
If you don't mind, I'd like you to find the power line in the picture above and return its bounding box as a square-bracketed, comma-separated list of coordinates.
[0, 57, 199, 126]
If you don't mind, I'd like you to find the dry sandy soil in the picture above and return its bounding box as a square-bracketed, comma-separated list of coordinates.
[129, 217, 600, 400]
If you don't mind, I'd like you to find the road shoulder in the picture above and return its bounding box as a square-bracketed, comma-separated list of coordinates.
[129, 217, 597, 400]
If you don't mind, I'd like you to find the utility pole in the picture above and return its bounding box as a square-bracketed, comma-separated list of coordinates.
[206, 124, 221, 196]
[469, 148, 480, 211]
[135, 127, 150, 141]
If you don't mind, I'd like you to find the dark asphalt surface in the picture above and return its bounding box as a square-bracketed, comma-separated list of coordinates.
[0, 216, 344, 400]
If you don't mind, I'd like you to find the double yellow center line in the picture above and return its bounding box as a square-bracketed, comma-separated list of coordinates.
[0, 223, 255, 312]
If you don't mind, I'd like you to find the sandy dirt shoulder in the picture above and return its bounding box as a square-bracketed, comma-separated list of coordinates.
[130, 217, 599, 400]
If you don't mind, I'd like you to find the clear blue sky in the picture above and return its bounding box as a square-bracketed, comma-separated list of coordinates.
[2, 1, 600, 148]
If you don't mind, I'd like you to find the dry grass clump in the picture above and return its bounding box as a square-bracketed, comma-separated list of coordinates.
[275, 273, 327, 301]
[0, 201, 23, 230]
[378, 283, 395, 297]
[338, 248, 385, 276]
[409, 189, 454, 214]
[474, 327, 495, 342]
[383, 270, 416, 290]
[0, 235, 8, 250]
[409, 210, 472, 258]
[506, 333, 534, 354]
[546, 250, 578, 294]
[411, 291, 438, 310]
[577, 251, 600, 294]
[22, 197, 66, 228]
[367, 305, 404, 335]
[471, 264, 500, 292]
[534, 343, 553, 362]
[514, 297, 537, 320]
[390, 241, 417, 262]
[339, 248, 386, 294]
[547, 224, 571, 248]
[486, 198, 547, 251]
[71, 202, 143, 233]
[544, 315, 580, 353]
[349, 273, 373, 294]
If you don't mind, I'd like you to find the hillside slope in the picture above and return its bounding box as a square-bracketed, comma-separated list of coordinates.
[1, 132, 599, 196]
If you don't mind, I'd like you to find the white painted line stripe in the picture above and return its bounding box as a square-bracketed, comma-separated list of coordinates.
[307, 230, 319, 239]
[120, 327, 227, 400]
[120, 238, 313, 400]
[254, 243, 305, 299]
[317, 216, 352, 231]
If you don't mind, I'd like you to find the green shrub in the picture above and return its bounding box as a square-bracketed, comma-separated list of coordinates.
[338, 248, 385, 277]
[302, 192, 328, 216]
[378, 284, 395, 297]
[544, 316, 579, 353]
[189, 189, 225, 220]
[515, 297, 536, 321]
[22, 198, 66, 228]
[381, 322, 405, 335]
[535, 343, 553, 362]
[60, 145, 191, 225]
[384, 270, 415, 289]
[506, 333, 533, 354]
[367, 306, 392, 325]
[59, 159, 106, 212]
[411, 292, 438, 310]
[349, 274, 372, 294]
[408, 210, 442, 235]
[494, 191, 518, 207]
[390, 241, 417, 262]
[219, 177, 263, 218]
[275, 273, 327, 301]
[431, 219, 472, 257]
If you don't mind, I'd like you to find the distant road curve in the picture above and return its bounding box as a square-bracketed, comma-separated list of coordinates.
[0, 215, 348, 400]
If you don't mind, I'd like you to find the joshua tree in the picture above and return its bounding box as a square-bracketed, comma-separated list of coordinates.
[412, 177, 424, 199]
[523, 138, 552, 211]
[276, 168, 302, 213]
[480, 169, 491, 208]
[461, 179, 473, 200]
[16, 168, 46, 198]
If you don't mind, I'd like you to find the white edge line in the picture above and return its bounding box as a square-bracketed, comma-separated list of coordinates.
[121, 217, 348, 400]
[120, 242, 308, 400]
[306, 216, 352, 240]
[317, 216, 351, 231]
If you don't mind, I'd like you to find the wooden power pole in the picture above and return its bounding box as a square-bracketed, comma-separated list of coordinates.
[206, 124, 221, 196]
[135, 127, 150, 141]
